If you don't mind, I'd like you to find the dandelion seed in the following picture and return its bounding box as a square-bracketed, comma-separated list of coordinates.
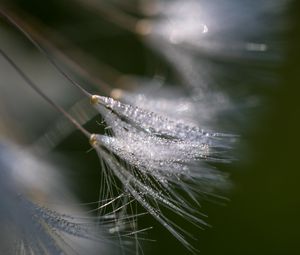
[110, 83, 229, 129]
[111, 86, 201, 126]
[89, 94, 235, 251]
[91, 95, 236, 148]
[0, 140, 120, 255]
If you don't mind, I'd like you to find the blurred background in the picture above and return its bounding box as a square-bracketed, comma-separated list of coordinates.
[0, 0, 299, 254]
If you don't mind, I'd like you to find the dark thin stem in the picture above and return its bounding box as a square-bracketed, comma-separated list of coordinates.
[6, 10, 114, 95]
[0, 48, 91, 138]
[0, 9, 91, 98]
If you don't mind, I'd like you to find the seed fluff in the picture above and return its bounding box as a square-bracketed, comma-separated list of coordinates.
[89, 94, 236, 251]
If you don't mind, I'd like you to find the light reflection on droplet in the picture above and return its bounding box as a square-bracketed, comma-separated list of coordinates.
[202, 24, 209, 33]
